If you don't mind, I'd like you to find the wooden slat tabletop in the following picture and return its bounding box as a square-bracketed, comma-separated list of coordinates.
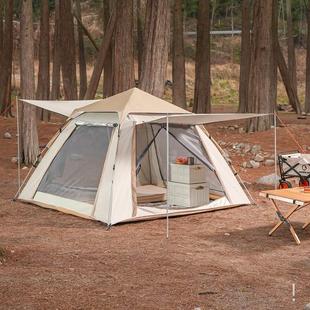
[260, 187, 310, 203]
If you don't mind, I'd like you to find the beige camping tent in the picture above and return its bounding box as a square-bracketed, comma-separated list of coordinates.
[18, 87, 257, 225]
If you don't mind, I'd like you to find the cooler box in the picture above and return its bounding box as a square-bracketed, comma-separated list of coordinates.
[167, 181, 209, 208]
[170, 164, 206, 184]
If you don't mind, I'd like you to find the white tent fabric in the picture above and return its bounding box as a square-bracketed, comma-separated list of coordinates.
[18, 88, 257, 225]
[20, 99, 100, 117]
[129, 113, 268, 125]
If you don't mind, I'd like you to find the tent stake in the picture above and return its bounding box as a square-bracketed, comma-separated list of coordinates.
[166, 114, 169, 239]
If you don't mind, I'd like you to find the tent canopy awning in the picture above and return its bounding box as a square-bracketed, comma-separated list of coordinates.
[128, 113, 269, 125]
[20, 99, 101, 117]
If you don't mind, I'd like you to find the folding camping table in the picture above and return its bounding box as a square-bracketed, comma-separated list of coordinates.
[260, 188, 310, 245]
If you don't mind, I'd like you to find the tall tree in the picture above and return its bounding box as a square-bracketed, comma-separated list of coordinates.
[276, 40, 302, 114]
[84, 9, 116, 99]
[248, 0, 277, 131]
[139, 0, 170, 97]
[286, 0, 297, 93]
[238, 0, 251, 113]
[102, 0, 113, 98]
[172, 0, 186, 108]
[20, 0, 39, 164]
[75, 0, 87, 99]
[59, 0, 77, 99]
[112, 0, 135, 94]
[36, 0, 50, 121]
[0, 0, 13, 116]
[193, 0, 211, 113]
[136, 0, 145, 80]
[51, 0, 61, 100]
[305, 4, 310, 114]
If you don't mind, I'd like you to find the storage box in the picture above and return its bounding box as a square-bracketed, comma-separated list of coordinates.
[167, 181, 209, 208]
[170, 164, 206, 184]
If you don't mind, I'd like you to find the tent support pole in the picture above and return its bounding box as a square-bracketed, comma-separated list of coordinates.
[166, 114, 169, 239]
[16, 96, 21, 195]
[274, 110, 277, 189]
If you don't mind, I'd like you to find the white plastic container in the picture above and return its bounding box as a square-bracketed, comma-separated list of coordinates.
[167, 181, 209, 208]
[170, 164, 206, 184]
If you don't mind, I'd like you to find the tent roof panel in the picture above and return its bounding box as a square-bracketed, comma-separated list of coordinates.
[129, 113, 268, 125]
[72, 88, 190, 120]
[20, 99, 100, 117]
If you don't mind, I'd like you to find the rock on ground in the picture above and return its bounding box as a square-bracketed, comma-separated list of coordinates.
[264, 159, 275, 166]
[249, 160, 260, 169]
[254, 154, 264, 162]
[256, 173, 280, 186]
[4, 132, 12, 139]
[251, 144, 262, 154]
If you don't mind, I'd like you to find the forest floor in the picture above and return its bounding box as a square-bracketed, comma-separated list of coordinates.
[1, 110, 310, 309]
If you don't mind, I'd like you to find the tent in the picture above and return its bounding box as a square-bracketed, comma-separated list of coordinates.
[18, 87, 258, 225]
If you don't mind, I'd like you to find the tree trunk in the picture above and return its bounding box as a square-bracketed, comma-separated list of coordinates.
[172, 0, 186, 108]
[0, 0, 13, 116]
[84, 9, 116, 99]
[238, 0, 251, 113]
[51, 0, 61, 100]
[286, 0, 297, 93]
[112, 0, 135, 94]
[277, 40, 302, 114]
[0, 1, 3, 63]
[20, 0, 39, 165]
[75, 0, 87, 99]
[193, 0, 211, 113]
[59, 0, 77, 99]
[306, 6, 310, 114]
[248, 0, 277, 132]
[102, 0, 113, 98]
[137, 0, 144, 80]
[36, 0, 50, 121]
[139, 0, 170, 97]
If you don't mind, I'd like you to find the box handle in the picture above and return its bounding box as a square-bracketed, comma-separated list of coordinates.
[195, 186, 204, 190]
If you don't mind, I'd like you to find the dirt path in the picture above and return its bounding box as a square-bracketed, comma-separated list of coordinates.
[1, 112, 310, 309]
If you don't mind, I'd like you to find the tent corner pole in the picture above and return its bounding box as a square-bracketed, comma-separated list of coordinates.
[166, 114, 169, 239]
[16, 96, 21, 196]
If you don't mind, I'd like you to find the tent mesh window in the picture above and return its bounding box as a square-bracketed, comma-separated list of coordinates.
[136, 123, 223, 194]
[37, 125, 113, 204]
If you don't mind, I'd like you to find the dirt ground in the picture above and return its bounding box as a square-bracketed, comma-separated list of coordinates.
[1, 111, 310, 309]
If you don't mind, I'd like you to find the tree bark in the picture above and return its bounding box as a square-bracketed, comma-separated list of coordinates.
[277, 40, 302, 114]
[139, 0, 170, 97]
[102, 0, 113, 98]
[112, 0, 135, 94]
[20, 0, 39, 165]
[172, 0, 186, 108]
[73, 11, 99, 51]
[0, 1, 3, 62]
[0, 0, 13, 116]
[36, 0, 50, 121]
[84, 9, 116, 99]
[75, 0, 87, 99]
[51, 0, 61, 100]
[248, 0, 277, 132]
[286, 0, 297, 93]
[193, 0, 211, 113]
[238, 0, 251, 113]
[137, 0, 144, 80]
[59, 0, 77, 100]
[306, 6, 310, 114]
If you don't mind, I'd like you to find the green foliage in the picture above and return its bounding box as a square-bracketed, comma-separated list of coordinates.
[13, 0, 55, 19]
[184, 0, 198, 18]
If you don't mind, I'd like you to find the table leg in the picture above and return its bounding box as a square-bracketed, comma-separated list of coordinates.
[268, 200, 300, 244]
